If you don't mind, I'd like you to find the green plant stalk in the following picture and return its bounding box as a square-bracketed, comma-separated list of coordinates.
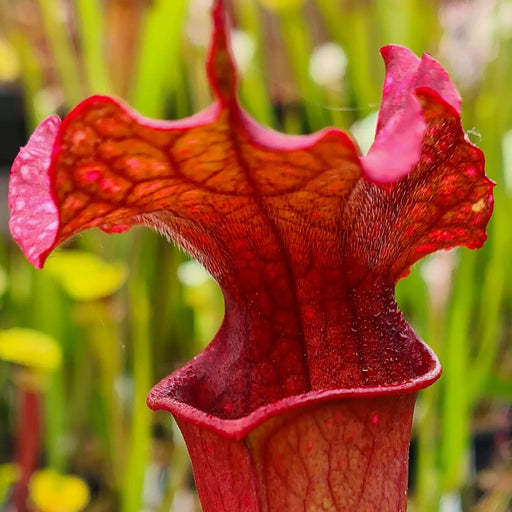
[322, 88, 352, 130]
[149, 238, 199, 366]
[187, 279, 224, 351]
[236, 0, 276, 126]
[75, 0, 112, 95]
[130, 0, 188, 117]
[8, 32, 43, 129]
[374, 0, 440, 54]
[150, 239, 174, 356]
[484, 375, 512, 399]
[85, 302, 125, 486]
[281, 106, 302, 135]
[158, 428, 193, 512]
[467, 47, 512, 401]
[166, 253, 198, 363]
[313, 0, 342, 44]
[469, 251, 504, 400]
[416, 388, 441, 512]
[395, 264, 429, 339]
[277, 7, 329, 131]
[121, 281, 153, 512]
[375, 0, 414, 49]
[316, 0, 378, 113]
[32, 271, 68, 472]
[190, 48, 215, 111]
[69, 338, 94, 436]
[415, 306, 445, 512]
[173, 61, 193, 119]
[440, 251, 476, 492]
[37, 0, 84, 106]
[43, 373, 67, 472]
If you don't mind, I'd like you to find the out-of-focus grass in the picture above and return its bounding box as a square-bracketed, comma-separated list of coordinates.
[0, 1, 511, 511]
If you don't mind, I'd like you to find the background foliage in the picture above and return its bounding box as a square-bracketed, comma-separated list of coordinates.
[0, 0, 511, 511]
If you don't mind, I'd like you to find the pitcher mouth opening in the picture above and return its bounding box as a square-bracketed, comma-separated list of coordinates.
[147, 340, 441, 440]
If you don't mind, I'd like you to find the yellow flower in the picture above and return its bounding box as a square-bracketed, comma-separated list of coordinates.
[44, 250, 127, 301]
[0, 39, 20, 81]
[0, 329, 61, 373]
[29, 469, 90, 512]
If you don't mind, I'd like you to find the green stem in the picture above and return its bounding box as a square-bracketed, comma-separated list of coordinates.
[415, 308, 444, 512]
[277, 7, 328, 131]
[130, 0, 188, 117]
[87, 303, 125, 486]
[237, 0, 276, 126]
[8, 32, 43, 128]
[31, 272, 68, 472]
[74, 0, 112, 95]
[121, 240, 154, 512]
[37, 0, 84, 106]
[440, 252, 475, 492]
[316, 1, 379, 112]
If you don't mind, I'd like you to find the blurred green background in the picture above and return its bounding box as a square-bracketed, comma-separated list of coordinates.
[0, 0, 511, 511]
